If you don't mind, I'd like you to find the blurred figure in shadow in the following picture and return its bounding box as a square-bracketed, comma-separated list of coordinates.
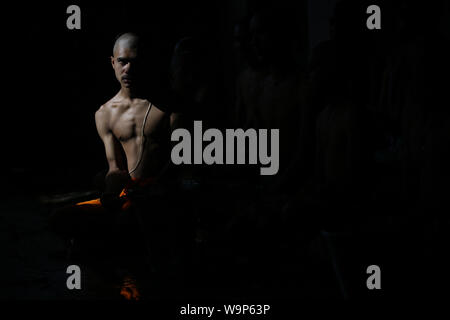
[167, 36, 223, 183]
[419, 0, 450, 211]
[375, 0, 449, 214]
[375, 2, 450, 296]
[417, 1, 450, 294]
[287, 0, 375, 221]
[312, 1, 374, 213]
[388, 0, 450, 212]
[282, 1, 379, 298]
[166, 36, 278, 297]
[235, 7, 307, 194]
[376, 0, 432, 265]
[169, 37, 220, 129]
[375, 0, 427, 210]
[314, 74, 373, 213]
[303, 0, 445, 297]
[230, 6, 313, 296]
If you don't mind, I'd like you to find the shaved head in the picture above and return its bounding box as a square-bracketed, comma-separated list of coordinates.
[111, 32, 144, 89]
[113, 32, 140, 56]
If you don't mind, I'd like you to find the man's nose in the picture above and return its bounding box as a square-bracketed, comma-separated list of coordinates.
[123, 62, 132, 73]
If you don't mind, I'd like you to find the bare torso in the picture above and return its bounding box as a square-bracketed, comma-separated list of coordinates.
[96, 93, 169, 181]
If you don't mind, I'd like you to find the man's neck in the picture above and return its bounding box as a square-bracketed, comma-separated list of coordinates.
[119, 87, 139, 100]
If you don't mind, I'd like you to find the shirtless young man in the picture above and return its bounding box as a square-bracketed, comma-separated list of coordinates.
[50, 33, 171, 238]
[97, 32, 170, 200]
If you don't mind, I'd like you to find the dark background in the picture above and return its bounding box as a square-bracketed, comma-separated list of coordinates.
[1, 0, 450, 300]
[5, 0, 447, 194]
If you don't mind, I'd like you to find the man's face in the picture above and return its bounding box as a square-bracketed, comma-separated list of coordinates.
[111, 45, 139, 89]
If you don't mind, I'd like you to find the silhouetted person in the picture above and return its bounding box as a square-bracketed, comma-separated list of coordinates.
[235, 8, 307, 193]
[286, 0, 375, 229]
[417, 2, 450, 211]
[169, 37, 221, 129]
[231, 7, 312, 295]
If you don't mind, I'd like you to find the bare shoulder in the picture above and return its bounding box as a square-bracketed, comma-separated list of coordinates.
[96, 98, 117, 121]
[95, 100, 116, 134]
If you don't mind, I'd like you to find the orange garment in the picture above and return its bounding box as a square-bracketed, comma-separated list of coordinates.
[76, 177, 156, 211]
[72, 178, 155, 301]
[119, 276, 141, 300]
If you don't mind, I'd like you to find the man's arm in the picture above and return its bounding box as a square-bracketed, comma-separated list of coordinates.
[95, 106, 131, 194]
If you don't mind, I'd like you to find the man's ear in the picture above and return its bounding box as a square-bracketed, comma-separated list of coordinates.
[111, 56, 115, 69]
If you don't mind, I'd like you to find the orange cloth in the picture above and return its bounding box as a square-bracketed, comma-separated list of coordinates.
[119, 276, 141, 300]
[76, 177, 156, 211]
[72, 177, 155, 301]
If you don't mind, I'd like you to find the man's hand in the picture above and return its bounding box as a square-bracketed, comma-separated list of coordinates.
[100, 170, 131, 211]
[104, 170, 132, 195]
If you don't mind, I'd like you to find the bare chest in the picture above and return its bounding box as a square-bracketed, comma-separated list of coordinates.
[110, 103, 150, 142]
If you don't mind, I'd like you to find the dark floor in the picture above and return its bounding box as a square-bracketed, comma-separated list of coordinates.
[0, 186, 336, 300]
[0, 195, 88, 300]
[1, 178, 448, 300]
